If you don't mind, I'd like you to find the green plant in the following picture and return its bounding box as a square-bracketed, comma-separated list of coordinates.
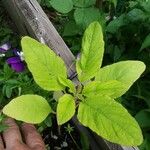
[104, 1, 150, 148]
[40, 0, 104, 30]
[3, 21, 145, 146]
[0, 3, 19, 46]
[39, 0, 105, 53]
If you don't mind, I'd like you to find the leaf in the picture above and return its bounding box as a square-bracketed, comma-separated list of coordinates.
[73, 0, 96, 7]
[58, 77, 76, 94]
[74, 8, 103, 30]
[50, 0, 73, 13]
[95, 61, 146, 91]
[77, 95, 143, 146]
[76, 22, 104, 82]
[106, 14, 126, 34]
[53, 91, 64, 101]
[140, 134, 150, 150]
[5, 85, 13, 98]
[83, 80, 127, 99]
[141, 0, 150, 13]
[145, 134, 150, 150]
[21, 36, 67, 91]
[127, 9, 145, 22]
[57, 94, 75, 125]
[140, 33, 150, 51]
[135, 109, 150, 128]
[63, 21, 80, 36]
[3, 95, 51, 124]
[39, 0, 51, 8]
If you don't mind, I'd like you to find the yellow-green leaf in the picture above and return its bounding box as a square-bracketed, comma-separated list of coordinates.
[58, 77, 76, 94]
[76, 21, 104, 82]
[57, 94, 75, 125]
[3, 95, 51, 124]
[77, 95, 143, 146]
[21, 36, 67, 91]
[83, 80, 127, 98]
[95, 61, 146, 90]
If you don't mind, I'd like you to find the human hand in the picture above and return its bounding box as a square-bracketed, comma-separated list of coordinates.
[0, 118, 45, 150]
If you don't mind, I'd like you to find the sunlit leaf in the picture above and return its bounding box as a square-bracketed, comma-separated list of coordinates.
[3, 95, 51, 124]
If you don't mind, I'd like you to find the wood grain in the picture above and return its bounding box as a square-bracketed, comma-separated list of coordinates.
[2, 0, 139, 150]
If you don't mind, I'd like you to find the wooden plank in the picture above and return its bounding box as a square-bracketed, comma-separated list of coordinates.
[2, 0, 139, 150]
[2, 0, 75, 77]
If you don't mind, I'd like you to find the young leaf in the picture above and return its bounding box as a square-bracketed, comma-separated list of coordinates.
[95, 61, 146, 91]
[21, 36, 67, 91]
[3, 95, 51, 124]
[50, 0, 73, 14]
[83, 80, 127, 99]
[58, 77, 76, 94]
[57, 94, 75, 125]
[77, 95, 143, 146]
[76, 22, 104, 82]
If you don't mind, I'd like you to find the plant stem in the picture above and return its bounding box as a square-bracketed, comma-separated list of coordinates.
[58, 125, 61, 135]
[69, 132, 81, 150]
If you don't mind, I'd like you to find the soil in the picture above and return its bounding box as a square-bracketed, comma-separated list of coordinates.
[42, 119, 83, 150]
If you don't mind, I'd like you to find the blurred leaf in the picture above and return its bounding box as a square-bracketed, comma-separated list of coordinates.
[106, 14, 126, 34]
[73, 0, 96, 7]
[5, 85, 13, 98]
[0, 124, 8, 133]
[135, 109, 150, 128]
[50, 0, 73, 13]
[140, 33, 150, 51]
[74, 7, 103, 30]
[127, 8, 145, 22]
[44, 115, 52, 127]
[38, 0, 51, 7]
[63, 21, 80, 36]
[141, 0, 150, 13]
[139, 134, 150, 150]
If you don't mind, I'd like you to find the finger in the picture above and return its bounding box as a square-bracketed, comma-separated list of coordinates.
[21, 123, 45, 150]
[2, 118, 22, 148]
[0, 135, 4, 149]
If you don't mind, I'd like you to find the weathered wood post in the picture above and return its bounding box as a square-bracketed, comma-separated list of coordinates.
[2, 0, 139, 150]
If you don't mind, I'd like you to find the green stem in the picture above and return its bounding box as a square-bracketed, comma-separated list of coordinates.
[69, 132, 81, 150]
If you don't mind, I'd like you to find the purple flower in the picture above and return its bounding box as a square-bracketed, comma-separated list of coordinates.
[0, 42, 11, 53]
[7, 56, 25, 72]
[6, 49, 25, 72]
[0, 42, 25, 72]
